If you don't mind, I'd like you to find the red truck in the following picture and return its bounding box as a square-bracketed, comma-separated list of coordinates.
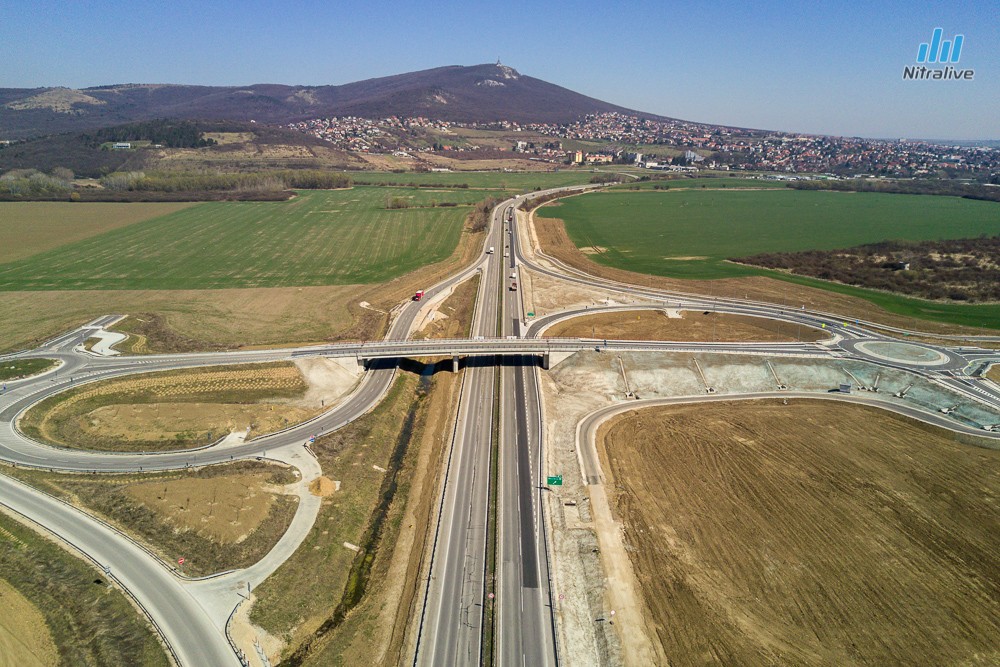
[413, 290, 425, 301]
[509, 281, 517, 291]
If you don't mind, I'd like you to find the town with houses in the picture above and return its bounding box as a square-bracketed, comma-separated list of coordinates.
[287, 111, 1000, 177]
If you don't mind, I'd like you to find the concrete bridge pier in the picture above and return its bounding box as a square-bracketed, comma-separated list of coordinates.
[542, 351, 550, 370]
[452, 355, 460, 373]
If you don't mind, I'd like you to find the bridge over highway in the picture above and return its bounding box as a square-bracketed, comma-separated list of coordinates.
[291, 336, 828, 371]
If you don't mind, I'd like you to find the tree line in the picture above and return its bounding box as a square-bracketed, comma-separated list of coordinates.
[788, 178, 1000, 203]
[84, 120, 217, 149]
[99, 169, 351, 193]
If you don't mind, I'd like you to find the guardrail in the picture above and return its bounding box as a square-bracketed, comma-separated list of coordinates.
[0, 498, 184, 667]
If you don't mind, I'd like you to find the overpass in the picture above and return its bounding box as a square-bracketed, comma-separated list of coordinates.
[289, 336, 827, 371]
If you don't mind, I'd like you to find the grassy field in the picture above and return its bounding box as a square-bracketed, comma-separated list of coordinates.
[0, 358, 57, 382]
[5, 462, 299, 578]
[0, 509, 169, 666]
[537, 190, 1000, 328]
[540, 190, 1000, 280]
[0, 202, 193, 264]
[0, 190, 490, 354]
[20, 362, 310, 451]
[0, 187, 483, 290]
[599, 400, 1000, 665]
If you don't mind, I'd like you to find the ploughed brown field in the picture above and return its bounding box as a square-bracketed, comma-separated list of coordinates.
[543, 309, 827, 342]
[598, 400, 1000, 666]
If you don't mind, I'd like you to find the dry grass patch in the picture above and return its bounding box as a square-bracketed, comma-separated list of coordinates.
[0, 202, 193, 264]
[987, 365, 1000, 383]
[0, 579, 59, 667]
[0, 285, 362, 354]
[544, 309, 827, 342]
[20, 362, 311, 451]
[599, 400, 1000, 666]
[125, 471, 286, 545]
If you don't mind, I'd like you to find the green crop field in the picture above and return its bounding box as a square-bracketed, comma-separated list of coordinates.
[541, 189, 1000, 279]
[0, 187, 483, 290]
[345, 170, 594, 190]
[538, 189, 1000, 327]
[0, 201, 194, 264]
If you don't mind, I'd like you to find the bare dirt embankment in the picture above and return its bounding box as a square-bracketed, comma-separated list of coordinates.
[598, 399, 1000, 665]
[529, 203, 996, 335]
[543, 309, 827, 342]
[413, 273, 480, 340]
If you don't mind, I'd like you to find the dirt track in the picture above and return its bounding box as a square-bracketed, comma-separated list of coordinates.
[599, 400, 1000, 666]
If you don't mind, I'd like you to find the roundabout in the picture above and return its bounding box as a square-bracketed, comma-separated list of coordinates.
[842, 339, 967, 370]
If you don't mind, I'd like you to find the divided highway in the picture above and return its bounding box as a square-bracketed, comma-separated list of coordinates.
[497, 205, 558, 667]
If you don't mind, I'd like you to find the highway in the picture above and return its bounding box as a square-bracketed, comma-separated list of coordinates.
[0, 183, 998, 666]
[497, 204, 558, 667]
[414, 196, 509, 664]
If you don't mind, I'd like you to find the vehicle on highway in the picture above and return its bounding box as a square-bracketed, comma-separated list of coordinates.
[413, 290, 425, 301]
[510, 280, 518, 291]
[487, 246, 495, 254]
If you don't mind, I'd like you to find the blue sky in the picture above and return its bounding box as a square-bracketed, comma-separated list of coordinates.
[1, 0, 997, 139]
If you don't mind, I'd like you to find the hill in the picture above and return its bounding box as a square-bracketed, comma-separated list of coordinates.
[0, 63, 647, 140]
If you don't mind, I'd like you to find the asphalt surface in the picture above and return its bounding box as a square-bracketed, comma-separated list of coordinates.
[497, 202, 557, 667]
[414, 196, 508, 665]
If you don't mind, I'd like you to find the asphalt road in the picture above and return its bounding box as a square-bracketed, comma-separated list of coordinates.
[496, 202, 558, 667]
[414, 196, 510, 665]
[0, 473, 239, 667]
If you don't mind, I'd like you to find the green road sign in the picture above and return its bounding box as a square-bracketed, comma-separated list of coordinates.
[546, 475, 563, 486]
[527, 312, 535, 317]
